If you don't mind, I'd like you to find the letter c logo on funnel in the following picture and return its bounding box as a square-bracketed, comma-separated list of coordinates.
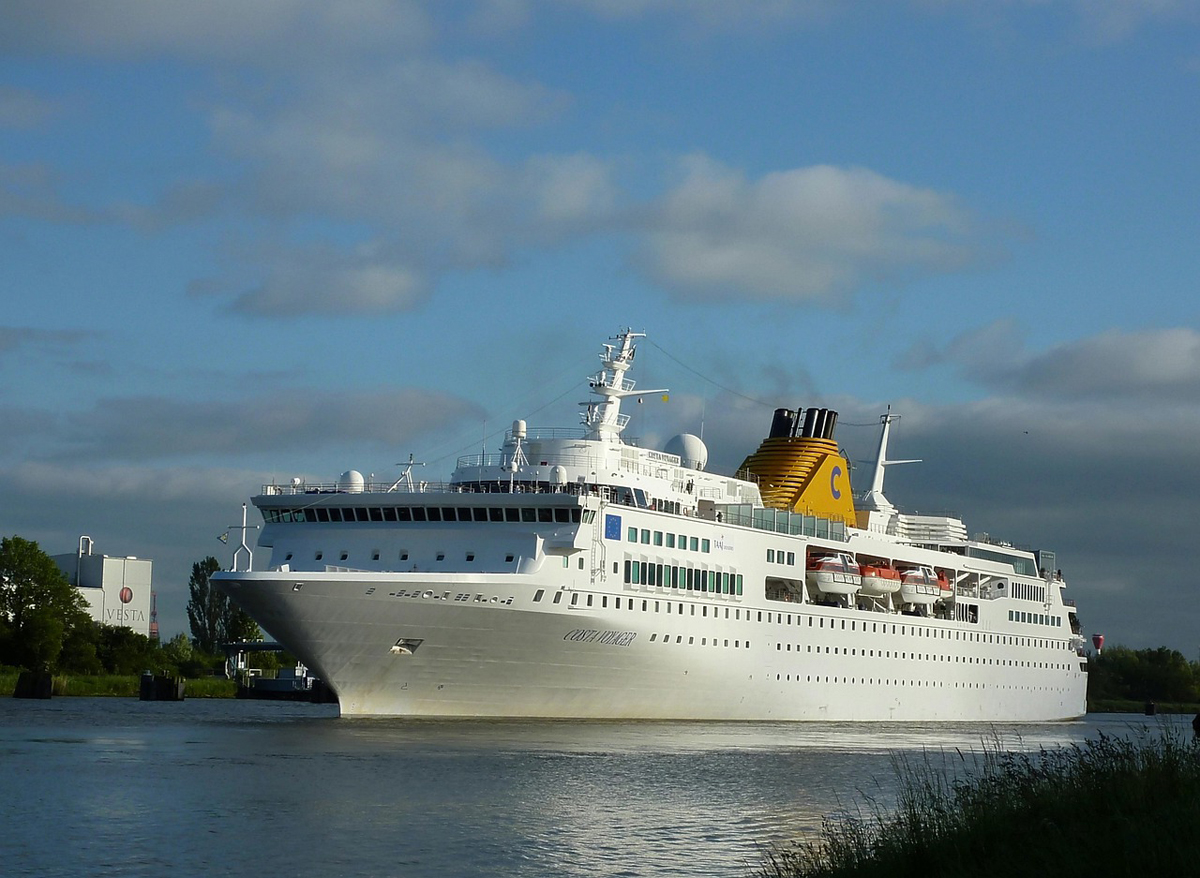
[830, 466, 842, 500]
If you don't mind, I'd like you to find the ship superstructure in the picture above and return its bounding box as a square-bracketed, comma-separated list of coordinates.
[214, 329, 1088, 719]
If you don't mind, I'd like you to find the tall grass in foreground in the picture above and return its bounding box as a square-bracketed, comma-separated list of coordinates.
[758, 729, 1200, 878]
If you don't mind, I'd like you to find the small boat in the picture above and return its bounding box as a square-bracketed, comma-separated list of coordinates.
[859, 562, 901, 596]
[806, 552, 862, 596]
[898, 565, 951, 605]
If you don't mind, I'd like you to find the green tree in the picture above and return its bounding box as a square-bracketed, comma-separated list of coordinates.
[95, 625, 157, 675]
[187, 556, 261, 654]
[0, 535, 93, 671]
[187, 557, 224, 653]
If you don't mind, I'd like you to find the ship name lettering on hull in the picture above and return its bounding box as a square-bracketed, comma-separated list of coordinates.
[563, 628, 637, 647]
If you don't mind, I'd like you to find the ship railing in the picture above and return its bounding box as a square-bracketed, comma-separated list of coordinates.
[262, 479, 623, 501]
[505, 426, 587, 441]
[716, 504, 849, 542]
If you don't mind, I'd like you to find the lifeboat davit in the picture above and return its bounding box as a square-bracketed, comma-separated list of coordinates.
[897, 565, 951, 605]
[806, 552, 863, 596]
[859, 562, 901, 597]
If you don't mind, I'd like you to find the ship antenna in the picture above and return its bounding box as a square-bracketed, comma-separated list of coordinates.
[860, 407, 921, 514]
[389, 454, 425, 492]
[226, 503, 259, 572]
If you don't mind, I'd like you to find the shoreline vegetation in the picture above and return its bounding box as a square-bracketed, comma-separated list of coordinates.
[2, 671, 236, 698]
[2, 672, 1194, 716]
[757, 726, 1200, 877]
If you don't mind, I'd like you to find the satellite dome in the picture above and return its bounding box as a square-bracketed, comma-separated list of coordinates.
[664, 433, 708, 471]
[337, 470, 365, 493]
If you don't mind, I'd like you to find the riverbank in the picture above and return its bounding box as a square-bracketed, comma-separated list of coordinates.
[1, 672, 236, 698]
[757, 726, 1200, 877]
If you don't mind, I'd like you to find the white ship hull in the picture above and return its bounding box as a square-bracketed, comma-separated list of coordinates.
[213, 329, 1089, 721]
[218, 512, 1087, 721]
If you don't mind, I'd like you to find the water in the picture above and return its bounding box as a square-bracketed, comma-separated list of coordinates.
[0, 699, 1184, 877]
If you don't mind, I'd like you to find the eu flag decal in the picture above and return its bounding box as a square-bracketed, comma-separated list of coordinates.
[604, 513, 622, 540]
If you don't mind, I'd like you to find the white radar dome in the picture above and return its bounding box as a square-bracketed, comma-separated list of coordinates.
[664, 433, 708, 471]
[337, 470, 365, 493]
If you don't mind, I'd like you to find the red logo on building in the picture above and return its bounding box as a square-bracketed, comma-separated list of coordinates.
[119, 587, 133, 604]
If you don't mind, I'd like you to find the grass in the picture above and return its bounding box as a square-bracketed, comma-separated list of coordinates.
[757, 728, 1200, 878]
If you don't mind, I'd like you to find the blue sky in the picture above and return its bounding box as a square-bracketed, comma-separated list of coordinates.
[2, 0, 1198, 654]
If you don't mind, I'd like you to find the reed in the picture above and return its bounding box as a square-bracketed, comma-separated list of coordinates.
[758, 728, 1200, 878]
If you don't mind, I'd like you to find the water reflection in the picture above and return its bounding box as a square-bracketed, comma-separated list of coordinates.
[1, 700, 1189, 878]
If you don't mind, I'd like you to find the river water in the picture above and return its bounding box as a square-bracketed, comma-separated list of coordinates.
[0, 699, 1183, 877]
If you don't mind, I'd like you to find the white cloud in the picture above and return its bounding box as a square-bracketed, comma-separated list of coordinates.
[36, 388, 485, 462]
[0, 86, 58, 129]
[230, 252, 430, 317]
[634, 156, 982, 304]
[905, 323, 1200, 402]
[0, 1, 434, 61]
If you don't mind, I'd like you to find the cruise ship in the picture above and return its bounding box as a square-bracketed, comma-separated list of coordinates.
[214, 329, 1089, 720]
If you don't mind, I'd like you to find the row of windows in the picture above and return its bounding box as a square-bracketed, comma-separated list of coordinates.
[648, 633, 749, 647]
[624, 559, 745, 595]
[771, 676, 1071, 691]
[627, 528, 710, 553]
[766, 548, 797, 565]
[780, 641, 1074, 671]
[290, 549, 519, 565]
[1010, 610, 1060, 627]
[1010, 580, 1047, 602]
[540, 590, 1067, 654]
[266, 506, 591, 524]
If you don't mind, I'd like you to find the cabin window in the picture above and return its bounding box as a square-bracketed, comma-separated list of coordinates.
[400, 552, 409, 561]
[382, 508, 397, 522]
[654, 531, 663, 546]
[397, 508, 412, 522]
[640, 529, 650, 544]
[701, 539, 710, 553]
[689, 537, 699, 551]
[372, 551, 380, 561]
[340, 552, 349, 561]
[489, 508, 504, 522]
[767, 549, 775, 563]
[666, 534, 675, 548]
[355, 508, 370, 521]
[436, 553, 445, 561]
[412, 508, 427, 522]
[553, 592, 563, 604]
[533, 589, 544, 602]
[473, 508, 489, 522]
[315, 552, 323, 561]
[426, 508, 442, 522]
[466, 553, 475, 562]
[555, 509, 570, 523]
[523, 508, 538, 523]
[505, 554, 515, 563]
[370, 508, 384, 522]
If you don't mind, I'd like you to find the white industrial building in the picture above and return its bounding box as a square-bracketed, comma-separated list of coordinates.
[52, 536, 156, 639]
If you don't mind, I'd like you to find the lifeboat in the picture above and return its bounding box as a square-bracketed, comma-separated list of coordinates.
[897, 565, 950, 605]
[859, 562, 901, 597]
[806, 552, 862, 596]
